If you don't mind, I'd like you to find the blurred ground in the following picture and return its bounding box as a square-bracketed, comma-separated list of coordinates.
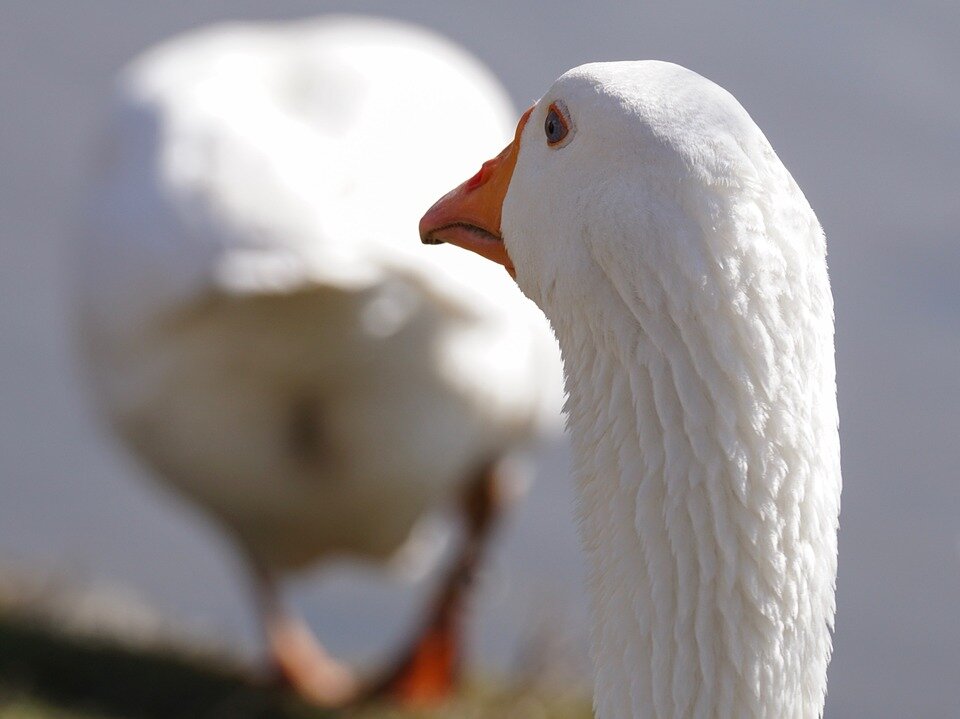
[0, 607, 590, 719]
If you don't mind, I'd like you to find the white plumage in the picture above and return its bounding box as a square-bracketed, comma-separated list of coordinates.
[422, 61, 840, 718]
[74, 16, 561, 703]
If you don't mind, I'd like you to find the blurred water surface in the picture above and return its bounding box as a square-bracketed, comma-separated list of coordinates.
[2, 2, 959, 717]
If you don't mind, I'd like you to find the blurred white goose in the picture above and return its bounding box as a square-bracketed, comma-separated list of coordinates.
[422, 62, 841, 718]
[74, 17, 561, 706]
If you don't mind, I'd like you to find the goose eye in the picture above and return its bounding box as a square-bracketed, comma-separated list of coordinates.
[544, 103, 570, 146]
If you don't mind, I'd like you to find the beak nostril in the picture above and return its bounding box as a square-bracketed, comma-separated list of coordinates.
[465, 166, 485, 191]
[465, 158, 499, 191]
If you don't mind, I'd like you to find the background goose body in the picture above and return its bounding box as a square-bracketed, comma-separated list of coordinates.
[422, 61, 840, 718]
[75, 16, 562, 703]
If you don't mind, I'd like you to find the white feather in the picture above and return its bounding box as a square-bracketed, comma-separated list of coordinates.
[503, 61, 840, 718]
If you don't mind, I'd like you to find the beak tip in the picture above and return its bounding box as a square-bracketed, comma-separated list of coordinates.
[420, 232, 444, 246]
[419, 206, 440, 245]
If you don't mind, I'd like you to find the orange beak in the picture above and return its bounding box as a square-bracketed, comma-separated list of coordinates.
[419, 106, 533, 277]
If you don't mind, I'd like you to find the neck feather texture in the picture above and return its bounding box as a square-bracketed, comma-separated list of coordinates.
[553, 245, 840, 719]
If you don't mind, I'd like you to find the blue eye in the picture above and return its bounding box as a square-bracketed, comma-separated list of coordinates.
[544, 103, 570, 146]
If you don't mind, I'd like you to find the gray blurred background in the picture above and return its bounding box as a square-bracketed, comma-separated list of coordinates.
[2, 2, 958, 716]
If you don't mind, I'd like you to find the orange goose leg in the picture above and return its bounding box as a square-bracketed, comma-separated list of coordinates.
[368, 459, 506, 706]
[250, 560, 359, 707]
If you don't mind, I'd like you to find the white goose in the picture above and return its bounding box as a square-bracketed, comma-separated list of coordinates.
[421, 61, 841, 718]
[74, 17, 561, 706]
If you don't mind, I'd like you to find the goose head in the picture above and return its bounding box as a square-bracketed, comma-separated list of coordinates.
[421, 61, 814, 329]
[422, 61, 840, 718]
